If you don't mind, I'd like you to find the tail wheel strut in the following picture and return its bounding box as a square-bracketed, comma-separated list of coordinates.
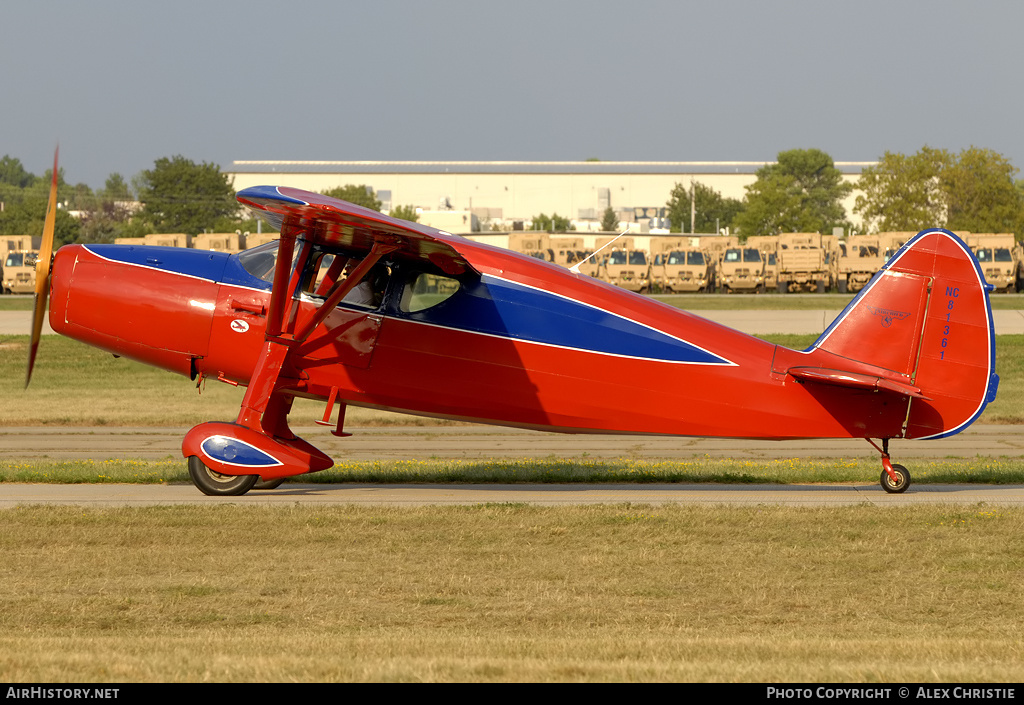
[868, 438, 911, 494]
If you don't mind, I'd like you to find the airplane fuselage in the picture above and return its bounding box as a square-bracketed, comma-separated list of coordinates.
[49, 241, 915, 440]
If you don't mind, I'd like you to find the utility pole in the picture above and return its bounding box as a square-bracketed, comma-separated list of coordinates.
[689, 177, 696, 235]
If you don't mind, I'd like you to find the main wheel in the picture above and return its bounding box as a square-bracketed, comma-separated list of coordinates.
[880, 463, 911, 494]
[252, 478, 285, 490]
[187, 456, 259, 496]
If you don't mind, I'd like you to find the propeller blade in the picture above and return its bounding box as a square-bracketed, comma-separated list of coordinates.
[25, 146, 59, 388]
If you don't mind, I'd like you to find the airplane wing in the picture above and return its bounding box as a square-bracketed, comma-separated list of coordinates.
[236, 185, 476, 277]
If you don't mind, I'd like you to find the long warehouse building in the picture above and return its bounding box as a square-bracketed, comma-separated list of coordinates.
[227, 160, 873, 232]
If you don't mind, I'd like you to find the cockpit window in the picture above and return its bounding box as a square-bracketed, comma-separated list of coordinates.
[400, 272, 461, 313]
[237, 240, 391, 310]
[238, 241, 282, 283]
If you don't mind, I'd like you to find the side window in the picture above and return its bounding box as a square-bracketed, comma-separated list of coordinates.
[400, 272, 461, 313]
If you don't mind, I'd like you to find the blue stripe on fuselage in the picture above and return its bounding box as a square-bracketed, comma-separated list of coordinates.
[85, 245, 230, 283]
[403, 274, 732, 365]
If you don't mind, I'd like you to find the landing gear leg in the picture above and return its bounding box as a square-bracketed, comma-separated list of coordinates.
[868, 438, 911, 494]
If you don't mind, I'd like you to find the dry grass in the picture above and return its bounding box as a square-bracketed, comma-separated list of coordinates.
[1, 503, 1022, 682]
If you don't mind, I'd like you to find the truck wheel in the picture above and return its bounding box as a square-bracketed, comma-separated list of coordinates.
[838, 279, 848, 294]
[777, 281, 788, 294]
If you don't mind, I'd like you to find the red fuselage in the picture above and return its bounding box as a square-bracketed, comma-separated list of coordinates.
[48, 241, 932, 441]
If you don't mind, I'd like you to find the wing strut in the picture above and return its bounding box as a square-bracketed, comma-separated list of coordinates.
[236, 233, 399, 433]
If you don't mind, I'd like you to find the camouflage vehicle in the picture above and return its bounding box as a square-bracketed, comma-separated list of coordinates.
[1016, 239, 1024, 293]
[2, 251, 37, 294]
[548, 236, 600, 278]
[717, 245, 765, 293]
[648, 238, 713, 293]
[745, 236, 779, 291]
[968, 233, 1017, 293]
[776, 233, 829, 293]
[193, 232, 246, 253]
[600, 239, 651, 293]
[835, 235, 886, 294]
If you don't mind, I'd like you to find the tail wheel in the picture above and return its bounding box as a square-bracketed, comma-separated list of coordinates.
[187, 456, 259, 496]
[880, 463, 911, 494]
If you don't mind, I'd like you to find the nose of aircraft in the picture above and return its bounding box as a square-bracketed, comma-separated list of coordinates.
[48, 244, 225, 378]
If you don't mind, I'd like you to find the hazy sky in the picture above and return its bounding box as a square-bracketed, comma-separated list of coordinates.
[3, 0, 1022, 189]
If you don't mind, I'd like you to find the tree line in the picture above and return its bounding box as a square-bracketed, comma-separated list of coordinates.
[667, 146, 1024, 240]
[3, 147, 1023, 247]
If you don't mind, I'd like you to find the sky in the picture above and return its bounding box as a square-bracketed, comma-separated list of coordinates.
[3, 0, 1023, 190]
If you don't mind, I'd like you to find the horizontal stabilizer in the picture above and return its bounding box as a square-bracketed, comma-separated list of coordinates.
[787, 366, 929, 399]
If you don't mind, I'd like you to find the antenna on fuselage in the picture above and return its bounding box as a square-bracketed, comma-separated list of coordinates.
[569, 224, 634, 274]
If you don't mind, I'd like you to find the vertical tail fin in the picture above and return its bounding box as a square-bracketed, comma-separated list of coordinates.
[812, 229, 998, 439]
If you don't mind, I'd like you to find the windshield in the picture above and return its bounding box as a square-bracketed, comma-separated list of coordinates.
[743, 248, 761, 263]
[687, 251, 705, 265]
[237, 241, 282, 283]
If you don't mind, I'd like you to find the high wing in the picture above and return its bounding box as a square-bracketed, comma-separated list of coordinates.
[184, 186, 491, 490]
[236, 185, 477, 277]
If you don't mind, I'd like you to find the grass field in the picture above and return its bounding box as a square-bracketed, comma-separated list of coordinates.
[4, 456, 1024, 486]
[3, 315, 1024, 683]
[1, 503, 1022, 682]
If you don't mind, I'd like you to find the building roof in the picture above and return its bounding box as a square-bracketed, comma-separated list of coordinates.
[230, 160, 876, 175]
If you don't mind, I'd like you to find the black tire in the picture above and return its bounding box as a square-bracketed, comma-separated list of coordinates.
[187, 456, 259, 496]
[777, 281, 788, 294]
[880, 463, 911, 494]
[838, 279, 848, 294]
[252, 478, 286, 490]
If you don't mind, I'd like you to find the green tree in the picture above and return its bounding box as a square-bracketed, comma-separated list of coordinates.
[137, 156, 236, 235]
[0, 155, 36, 188]
[101, 173, 133, 201]
[854, 146, 1024, 236]
[321, 185, 382, 212]
[734, 148, 853, 238]
[600, 207, 618, 231]
[76, 172, 143, 244]
[531, 213, 573, 232]
[853, 147, 952, 232]
[390, 204, 419, 222]
[0, 198, 81, 246]
[941, 147, 1024, 234]
[666, 181, 743, 233]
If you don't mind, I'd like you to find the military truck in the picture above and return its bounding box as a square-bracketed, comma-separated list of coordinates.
[193, 232, 246, 253]
[1015, 239, 1024, 293]
[745, 236, 779, 291]
[717, 245, 765, 293]
[598, 237, 651, 292]
[650, 238, 714, 293]
[776, 233, 829, 293]
[835, 235, 886, 294]
[2, 251, 37, 294]
[968, 233, 1017, 293]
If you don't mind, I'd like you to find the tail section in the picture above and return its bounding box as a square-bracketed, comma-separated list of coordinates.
[811, 229, 998, 439]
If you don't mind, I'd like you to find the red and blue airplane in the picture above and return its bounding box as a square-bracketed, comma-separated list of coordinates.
[27, 154, 999, 496]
